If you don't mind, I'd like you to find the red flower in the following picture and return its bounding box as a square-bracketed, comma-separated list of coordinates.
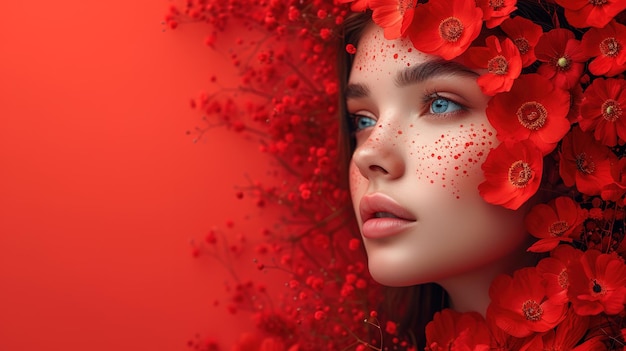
[554, 0, 626, 28]
[579, 77, 626, 147]
[535, 28, 588, 90]
[487, 267, 568, 338]
[602, 157, 626, 201]
[486, 74, 571, 155]
[425, 309, 491, 351]
[582, 20, 626, 77]
[568, 249, 626, 315]
[406, 0, 483, 60]
[521, 309, 591, 351]
[559, 126, 616, 196]
[500, 16, 543, 67]
[369, 0, 416, 40]
[479, 140, 543, 210]
[537, 245, 584, 304]
[525, 197, 587, 253]
[476, 0, 517, 29]
[465, 36, 522, 96]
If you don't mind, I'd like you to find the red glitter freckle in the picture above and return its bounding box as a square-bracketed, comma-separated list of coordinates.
[437, 156, 442, 160]
[397, 130, 402, 134]
[431, 153, 435, 157]
[407, 63, 411, 66]
[408, 48, 412, 52]
[430, 180, 434, 183]
[393, 53, 398, 59]
[468, 158, 473, 162]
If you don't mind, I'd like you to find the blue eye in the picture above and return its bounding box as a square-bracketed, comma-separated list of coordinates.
[351, 114, 377, 131]
[430, 97, 462, 114]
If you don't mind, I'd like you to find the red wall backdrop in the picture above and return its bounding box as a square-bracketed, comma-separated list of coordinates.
[0, 1, 268, 350]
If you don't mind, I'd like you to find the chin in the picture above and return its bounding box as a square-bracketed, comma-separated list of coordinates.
[368, 261, 431, 287]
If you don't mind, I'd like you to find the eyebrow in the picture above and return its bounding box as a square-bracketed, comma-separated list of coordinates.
[345, 59, 478, 99]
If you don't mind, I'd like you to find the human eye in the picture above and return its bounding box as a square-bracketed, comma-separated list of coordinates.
[425, 93, 465, 116]
[350, 113, 377, 132]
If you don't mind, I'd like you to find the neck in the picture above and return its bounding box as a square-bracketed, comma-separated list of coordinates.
[436, 243, 536, 316]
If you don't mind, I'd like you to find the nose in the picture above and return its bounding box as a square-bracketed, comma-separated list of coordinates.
[352, 124, 405, 180]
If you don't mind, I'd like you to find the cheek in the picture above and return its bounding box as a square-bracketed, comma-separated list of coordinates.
[348, 161, 365, 202]
[410, 123, 497, 199]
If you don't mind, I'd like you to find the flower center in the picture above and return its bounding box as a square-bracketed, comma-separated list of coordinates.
[576, 153, 596, 175]
[517, 101, 547, 130]
[591, 279, 605, 294]
[589, 0, 608, 5]
[489, 0, 505, 10]
[488, 55, 508, 75]
[601, 99, 622, 121]
[549, 221, 570, 237]
[508, 160, 533, 188]
[522, 300, 543, 321]
[599, 37, 621, 57]
[558, 269, 569, 289]
[439, 17, 464, 42]
[514, 38, 530, 55]
[556, 56, 570, 70]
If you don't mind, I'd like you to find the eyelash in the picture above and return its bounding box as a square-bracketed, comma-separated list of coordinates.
[347, 91, 467, 133]
[421, 91, 466, 118]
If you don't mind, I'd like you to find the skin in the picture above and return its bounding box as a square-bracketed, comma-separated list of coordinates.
[347, 23, 534, 315]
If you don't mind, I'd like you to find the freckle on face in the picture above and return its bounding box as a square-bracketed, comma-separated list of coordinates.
[411, 124, 494, 199]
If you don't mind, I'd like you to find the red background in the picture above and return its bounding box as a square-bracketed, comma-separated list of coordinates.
[0, 1, 267, 349]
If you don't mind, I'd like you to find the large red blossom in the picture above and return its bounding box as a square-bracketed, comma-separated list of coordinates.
[406, 0, 483, 60]
[479, 140, 543, 210]
[559, 126, 616, 196]
[537, 245, 585, 304]
[525, 197, 587, 253]
[582, 20, 626, 77]
[579, 77, 626, 147]
[369, 0, 416, 40]
[464, 35, 522, 96]
[554, 0, 626, 28]
[500, 16, 543, 67]
[535, 28, 588, 90]
[522, 309, 599, 351]
[487, 267, 568, 338]
[476, 0, 517, 29]
[568, 249, 626, 316]
[486, 74, 571, 155]
[424, 309, 491, 351]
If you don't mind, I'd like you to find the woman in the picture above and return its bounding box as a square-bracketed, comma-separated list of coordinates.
[339, 0, 626, 349]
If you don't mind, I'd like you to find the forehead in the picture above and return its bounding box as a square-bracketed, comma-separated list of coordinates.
[350, 23, 435, 80]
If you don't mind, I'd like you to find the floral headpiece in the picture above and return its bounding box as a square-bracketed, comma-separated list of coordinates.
[165, 0, 626, 350]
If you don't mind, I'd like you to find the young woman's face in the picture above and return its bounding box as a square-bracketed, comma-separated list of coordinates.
[347, 24, 530, 287]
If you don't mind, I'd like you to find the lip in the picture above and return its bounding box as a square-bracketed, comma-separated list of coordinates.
[359, 193, 417, 239]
